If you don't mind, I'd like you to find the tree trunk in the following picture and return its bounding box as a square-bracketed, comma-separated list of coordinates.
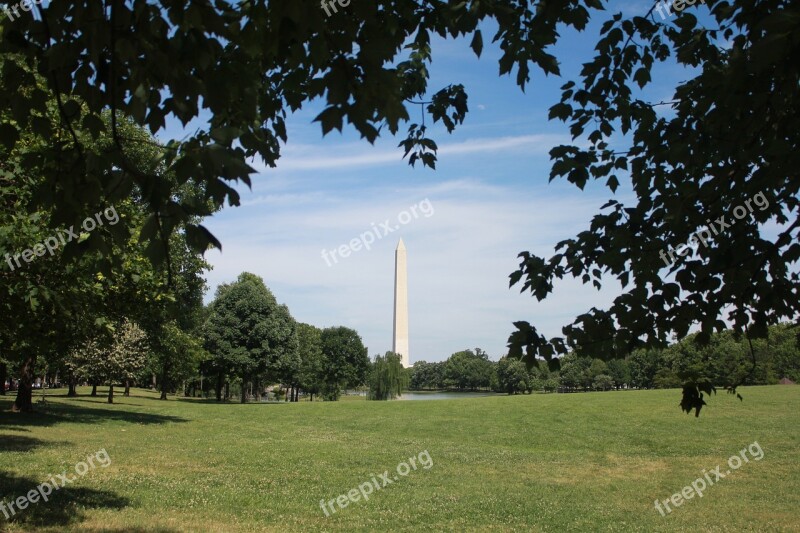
[160, 359, 169, 400]
[90, 383, 98, 396]
[124, 379, 130, 396]
[107, 384, 114, 404]
[67, 371, 77, 397]
[0, 361, 6, 396]
[224, 381, 229, 400]
[215, 372, 223, 401]
[13, 353, 36, 412]
[240, 375, 247, 403]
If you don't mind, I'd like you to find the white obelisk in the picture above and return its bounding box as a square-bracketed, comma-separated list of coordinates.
[393, 238, 409, 367]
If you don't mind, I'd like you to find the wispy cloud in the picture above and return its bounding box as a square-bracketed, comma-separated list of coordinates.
[260, 134, 566, 172]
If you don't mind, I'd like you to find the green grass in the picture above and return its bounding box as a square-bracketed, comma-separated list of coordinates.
[1, 386, 798, 532]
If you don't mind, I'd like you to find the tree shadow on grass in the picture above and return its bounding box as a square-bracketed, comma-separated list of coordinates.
[0, 435, 50, 453]
[66, 398, 149, 407]
[0, 402, 188, 432]
[0, 471, 130, 530]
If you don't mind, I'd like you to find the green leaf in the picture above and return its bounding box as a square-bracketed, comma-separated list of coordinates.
[470, 30, 483, 57]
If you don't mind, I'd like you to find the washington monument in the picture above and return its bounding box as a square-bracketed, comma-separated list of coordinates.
[393, 238, 409, 367]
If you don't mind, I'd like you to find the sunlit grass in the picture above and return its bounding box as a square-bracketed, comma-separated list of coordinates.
[1, 385, 798, 531]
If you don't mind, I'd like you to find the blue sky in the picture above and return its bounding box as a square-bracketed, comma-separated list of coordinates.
[163, 0, 692, 363]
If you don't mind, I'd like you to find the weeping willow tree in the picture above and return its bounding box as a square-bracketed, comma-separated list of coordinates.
[368, 352, 408, 401]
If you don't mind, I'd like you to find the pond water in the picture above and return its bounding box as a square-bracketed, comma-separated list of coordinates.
[396, 391, 501, 401]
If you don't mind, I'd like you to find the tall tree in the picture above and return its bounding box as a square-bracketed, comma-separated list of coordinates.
[203, 273, 297, 403]
[296, 323, 325, 402]
[319, 326, 369, 400]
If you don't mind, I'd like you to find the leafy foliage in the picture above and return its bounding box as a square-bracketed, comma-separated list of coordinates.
[295, 322, 326, 401]
[203, 272, 297, 403]
[319, 326, 369, 400]
[409, 360, 446, 390]
[368, 352, 408, 401]
[443, 348, 495, 391]
[496, 357, 531, 395]
[69, 319, 148, 403]
[0, 0, 600, 264]
[508, 0, 800, 414]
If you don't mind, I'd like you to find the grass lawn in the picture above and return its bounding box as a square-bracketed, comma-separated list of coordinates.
[1, 385, 798, 532]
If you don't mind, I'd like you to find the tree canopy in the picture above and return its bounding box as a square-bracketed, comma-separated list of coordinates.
[0, 0, 595, 264]
[368, 352, 408, 400]
[203, 272, 298, 403]
[499, 0, 800, 414]
[319, 326, 370, 400]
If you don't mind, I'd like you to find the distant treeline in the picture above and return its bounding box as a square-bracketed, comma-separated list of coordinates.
[409, 324, 800, 394]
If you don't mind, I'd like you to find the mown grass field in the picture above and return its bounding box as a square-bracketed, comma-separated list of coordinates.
[1, 385, 798, 532]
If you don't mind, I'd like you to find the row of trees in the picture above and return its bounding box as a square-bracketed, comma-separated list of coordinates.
[410, 324, 800, 395]
[410, 349, 495, 391]
[199, 272, 371, 403]
[1, 262, 394, 405]
[0, 62, 381, 408]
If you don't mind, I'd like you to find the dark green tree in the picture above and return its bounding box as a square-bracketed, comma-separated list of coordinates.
[203, 273, 297, 403]
[319, 326, 369, 401]
[443, 349, 495, 391]
[296, 323, 325, 401]
[627, 349, 661, 389]
[496, 357, 531, 395]
[409, 360, 445, 390]
[558, 353, 590, 391]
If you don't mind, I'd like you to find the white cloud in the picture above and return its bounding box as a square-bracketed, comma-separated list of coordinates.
[203, 174, 622, 361]
[249, 133, 566, 172]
